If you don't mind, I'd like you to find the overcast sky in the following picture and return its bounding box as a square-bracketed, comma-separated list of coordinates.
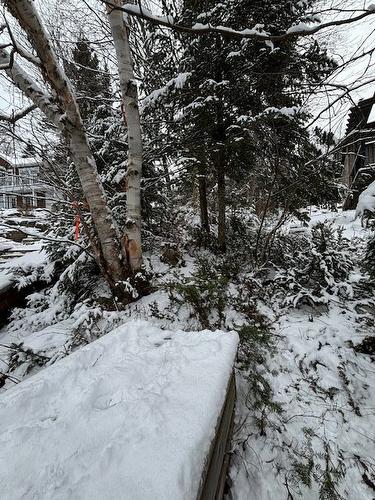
[314, 1, 375, 136]
[0, 0, 374, 152]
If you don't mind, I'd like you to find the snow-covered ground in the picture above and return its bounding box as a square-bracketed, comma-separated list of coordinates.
[0, 321, 238, 500]
[230, 209, 375, 500]
[1, 206, 374, 499]
[0, 209, 50, 291]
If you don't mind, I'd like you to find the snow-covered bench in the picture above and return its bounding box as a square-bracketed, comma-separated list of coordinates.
[0, 321, 238, 500]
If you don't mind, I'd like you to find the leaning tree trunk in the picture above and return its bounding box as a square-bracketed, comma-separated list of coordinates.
[3, 0, 129, 294]
[106, 0, 143, 272]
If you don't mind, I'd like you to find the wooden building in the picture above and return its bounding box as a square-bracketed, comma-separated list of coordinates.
[341, 95, 375, 210]
[0, 153, 55, 210]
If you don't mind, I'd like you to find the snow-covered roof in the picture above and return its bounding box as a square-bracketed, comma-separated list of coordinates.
[15, 157, 40, 167]
[368, 104, 375, 125]
[0, 152, 39, 168]
[0, 320, 238, 500]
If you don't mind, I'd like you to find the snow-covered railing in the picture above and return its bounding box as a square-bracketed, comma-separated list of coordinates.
[0, 321, 239, 500]
[197, 372, 236, 500]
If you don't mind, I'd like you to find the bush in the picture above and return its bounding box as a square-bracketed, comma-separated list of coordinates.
[363, 233, 375, 280]
[270, 222, 354, 307]
[168, 255, 229, 328]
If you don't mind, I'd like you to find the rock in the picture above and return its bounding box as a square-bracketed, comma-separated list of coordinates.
[354, 336, 375, 356]
[160, 245, 183, 267]
[4, 229, 26, 243]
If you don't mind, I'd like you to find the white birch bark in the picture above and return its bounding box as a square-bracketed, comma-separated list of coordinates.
[2, 0, 129, 291]
[106, 0, 143, 272]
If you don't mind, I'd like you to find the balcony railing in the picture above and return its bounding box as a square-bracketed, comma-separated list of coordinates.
[0, 174, 41, 189]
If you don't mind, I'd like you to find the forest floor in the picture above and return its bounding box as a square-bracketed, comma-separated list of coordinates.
[0, 207, 374, 499]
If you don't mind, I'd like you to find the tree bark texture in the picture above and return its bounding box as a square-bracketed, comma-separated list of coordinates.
[198, 164, 210, 233]
[106, 0, 143, 272]
[3, 0, 129, 292]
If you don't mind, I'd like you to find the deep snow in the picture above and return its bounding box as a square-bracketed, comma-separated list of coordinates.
[1, 206, 375, 499]
[0, 321, 238, 500]
[230, 209, 375, 500]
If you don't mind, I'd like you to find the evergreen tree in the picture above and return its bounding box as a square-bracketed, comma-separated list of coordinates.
[65, 37, 111, 122]
[141, 0, 339, 250]
[63, 37, 129, 226]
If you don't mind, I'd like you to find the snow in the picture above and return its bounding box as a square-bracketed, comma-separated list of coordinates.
[2, 205, 374, 499]
[355, 179, 375, 216]
[232, 303, 375, 499]
[367, 103, 375, 124]
[142, 72, 191, 108]
[0, 248, 51, 290]
[287, 22, 315, 34]
[0, 270, 12, 291]
[0, 152, 39, 168]
[123, 3, 174, 25]
[0, 321, 238, 500]
[263, 105, 300, 117]
[230, 208, 375, 500]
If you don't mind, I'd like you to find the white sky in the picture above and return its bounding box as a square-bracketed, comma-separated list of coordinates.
[312, 1, 375, 136]
[0, 0, 374, 146]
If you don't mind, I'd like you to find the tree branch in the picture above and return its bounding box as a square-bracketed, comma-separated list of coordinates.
[3, 14, 41, 66]
[0, 103, 37, 123]
[0, 47, 63, 127]
[0, 223, 94, 259]
[100, 1, 375, 41]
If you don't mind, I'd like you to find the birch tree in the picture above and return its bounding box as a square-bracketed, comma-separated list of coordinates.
[0, 0, 132, 298]
[106, 0, 143, 272]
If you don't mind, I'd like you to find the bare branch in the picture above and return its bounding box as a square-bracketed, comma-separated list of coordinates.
[0, 222, 94, 259]
[0, 103, 37, 123]
[3, 14, 41, 66]
[307, 77, 375, 129]
[0, 47, 63, 127]
[100, 1, 375, 42]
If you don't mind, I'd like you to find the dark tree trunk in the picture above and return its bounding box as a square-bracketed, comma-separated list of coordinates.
[214, 36, 226, 252]
[198, 163, 210, 233]
[162, 156, 172, 195]
[216, 147, 226, 251]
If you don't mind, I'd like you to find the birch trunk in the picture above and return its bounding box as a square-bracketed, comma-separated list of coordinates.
[106, 0, 143, 272]
[3, 0, 129, 292]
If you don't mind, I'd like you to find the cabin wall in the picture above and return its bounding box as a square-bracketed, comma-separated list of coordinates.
[342, 144, 356, 187]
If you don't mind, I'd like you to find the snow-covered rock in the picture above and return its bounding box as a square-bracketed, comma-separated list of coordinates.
[0, 320, 238, 500]
[356, 179, 375, 217]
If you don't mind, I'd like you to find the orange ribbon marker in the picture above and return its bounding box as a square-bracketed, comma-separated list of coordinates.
[72, 201, 81, 241]
[74, 213, 80, 240]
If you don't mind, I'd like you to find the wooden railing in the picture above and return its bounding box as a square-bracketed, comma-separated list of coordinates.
[198, 372, 236, 500]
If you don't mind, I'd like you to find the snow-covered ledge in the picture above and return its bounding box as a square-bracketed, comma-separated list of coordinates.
[0, 321, 238, 500]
